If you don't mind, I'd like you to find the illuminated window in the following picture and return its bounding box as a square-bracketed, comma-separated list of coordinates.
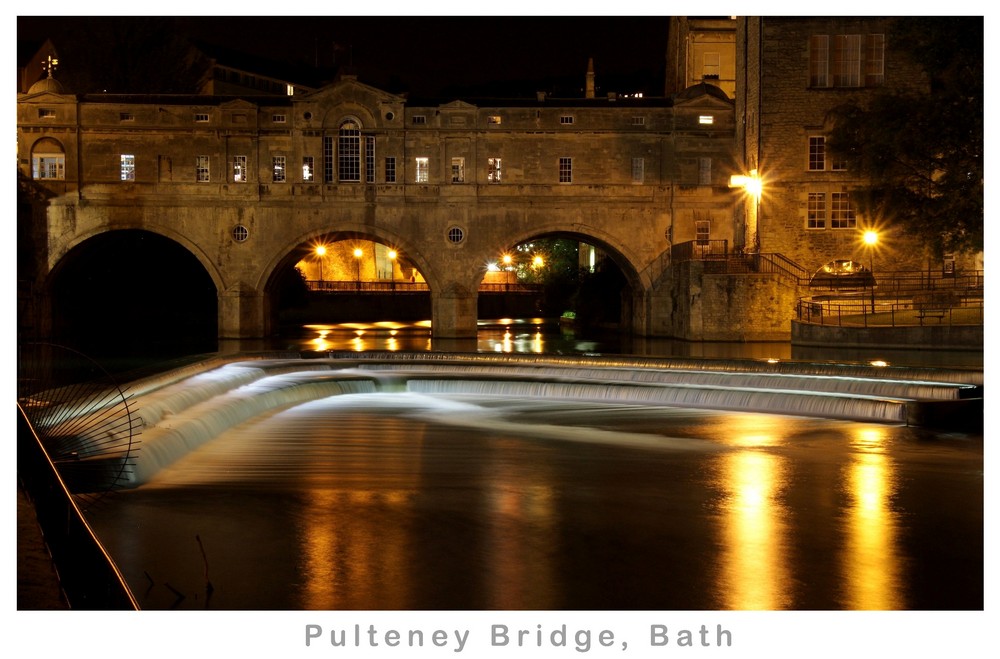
[831, 191, 856, 228]
[865, 34, 885, 86]
[832, 34, 862, 87]
[338, 121, 360, 182]
[699, 115, 714, 125]
[488, 157, 502, 183]
[272, 155, 286, 183]
[385, 156, 396, 183]
[196, 155, 210, 182]
[120, 154, 135, 181]
[631, 157, 644, 183]
[32, 154, 65, 179]
[38, 108, 56, 119]
[451, 157, 465, 183]
[559, 157, 572, 183]
[272, 113, 286, 124]
[194, 113, 210, 122]
[286, 84, 295, 96]
[560, 115, 575, 125]
[233, 155, 247, 182]
[807, 192, 826, 228]
[809, 35, 830, 87]
[302, 156, 314, 182]
[487, 115, 502, 125]
[415, 157, 429, 183]
[809, 137, 826, 170]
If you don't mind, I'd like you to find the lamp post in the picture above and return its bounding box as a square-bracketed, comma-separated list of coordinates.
[353, 247, 363, 290]
[863, 230, 878, 314]
[502, 254, 513, 290]
[315, 245, 326, 287]
[729, 168, 763, 254]
[388, 249, 397, 290]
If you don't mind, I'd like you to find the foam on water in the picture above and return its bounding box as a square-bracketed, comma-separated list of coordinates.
[102, 353, 980, 486]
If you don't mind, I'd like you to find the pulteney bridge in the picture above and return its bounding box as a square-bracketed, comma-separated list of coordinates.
[19, 75, 792, 341]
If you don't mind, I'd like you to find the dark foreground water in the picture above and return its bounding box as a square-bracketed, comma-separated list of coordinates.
[85, 388, 983, 611]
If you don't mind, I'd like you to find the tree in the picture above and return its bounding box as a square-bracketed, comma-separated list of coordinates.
[826, 17, 983, 257]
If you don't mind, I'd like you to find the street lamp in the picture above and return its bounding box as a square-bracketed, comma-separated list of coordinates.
[353, 247, 363, 289]
[863, 230, 878, 314]
[502, 253, 513, 289]
[729, 168, 763, 253]
[387, 249, 397, 290]
[314, 245, 327, 286]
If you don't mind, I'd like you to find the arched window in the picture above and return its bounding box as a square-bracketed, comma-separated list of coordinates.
[338, 120, 360, 182]
[31, 137, 65, 180]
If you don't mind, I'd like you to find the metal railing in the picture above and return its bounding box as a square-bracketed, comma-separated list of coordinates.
[795, 295, 984, 328]
[306, 280, 542, 293]
[17, 405, 139, 610]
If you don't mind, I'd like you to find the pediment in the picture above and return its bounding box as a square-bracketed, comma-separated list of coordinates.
[220, 99, 258, 110]
[300, 76, 405, 105]
[673, 83, 734, 109]
[440, 100, 477, 110]
[18, 89, 74, 104]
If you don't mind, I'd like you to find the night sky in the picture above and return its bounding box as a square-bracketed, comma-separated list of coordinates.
[18, 15, 671, 97]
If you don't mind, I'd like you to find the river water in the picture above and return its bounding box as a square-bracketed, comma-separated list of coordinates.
[79, 337, 984, 612]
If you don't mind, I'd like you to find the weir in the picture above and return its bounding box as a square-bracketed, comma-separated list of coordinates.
[49, 352, 977, 489]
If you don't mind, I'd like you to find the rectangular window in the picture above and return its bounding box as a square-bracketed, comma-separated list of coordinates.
[631, 157, 645, 183]
[698, 157, 712, 185]
[559, 115, 575, 125]
[695, 220, 711, 245]
[119, 112, 135, 122]
[832, 34, 862, 87]
[831, 192, 856, 228]
[488, 157, 502, 183]
[559, 157, 573, 183]
[120, 154, 135, 181]
[412, 115, 427, 125]
[338, 128, 361, 182]
[233, 155, 248, 182]
[809, 35, 830, 87]
[194, 113, 210, 123]
[302, 156, 314, 182]
[323, 136, 334, 183]
[286, 84, 295, 96]
[385, 156, 396, 183]
[703, 52, 721, 79]
[808, 136, 826, 170]
[272, 113, 286, 123]
[807, 192, 826, 229]
[196, 155, 210, 182]
[415, 157, 429, 183]
[365, 136, 375, 183]
[865, 34, 885, 86]
[451, 157, 465, 183]
[272, 155, 286, 183]
[487, 115, 502, 125]
[32, 155, 65, 180]
[38, 108, 56, 119]
[699, 115, 714, 125]
[631, 116, 646, 126]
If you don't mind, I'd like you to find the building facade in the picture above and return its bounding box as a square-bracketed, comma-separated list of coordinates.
[18, 71, 745, 340]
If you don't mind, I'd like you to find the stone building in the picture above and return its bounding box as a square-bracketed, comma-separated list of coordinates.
[17, 64, 743, 340]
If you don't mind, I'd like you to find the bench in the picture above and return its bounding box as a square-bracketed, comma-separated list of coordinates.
[916, 308, 947, 325]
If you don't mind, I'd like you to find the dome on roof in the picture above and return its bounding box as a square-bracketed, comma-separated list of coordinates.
[28, 76, 66, 95]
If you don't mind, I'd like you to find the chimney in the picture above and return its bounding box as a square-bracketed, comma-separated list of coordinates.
[586, 57, 595, 99]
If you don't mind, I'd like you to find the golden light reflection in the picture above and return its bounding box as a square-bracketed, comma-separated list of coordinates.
[714, 413, 786, 449]
[715, 450, 791, 609]
[840, 426, 903, 609]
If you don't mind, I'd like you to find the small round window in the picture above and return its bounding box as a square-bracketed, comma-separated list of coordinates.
[232, 225, 249, 242]
[447, 226, 465, 244]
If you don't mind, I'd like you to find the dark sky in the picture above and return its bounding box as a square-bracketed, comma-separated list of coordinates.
[17, 15, 670, 97]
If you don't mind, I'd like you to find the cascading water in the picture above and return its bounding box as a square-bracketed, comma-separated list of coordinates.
[110, 353, 981, 487]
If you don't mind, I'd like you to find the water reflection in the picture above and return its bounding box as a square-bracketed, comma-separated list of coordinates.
[711, 415, 792, 609]
[840, 426, 902, 609]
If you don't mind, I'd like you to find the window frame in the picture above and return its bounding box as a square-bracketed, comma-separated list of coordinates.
[120, 154, 135, 181]
[272, 155, 286, 183]
[558, 156, 573, 184]
[488, 157, 502, 183]
[233, 155, 248, 182]
[451, 156, 465, 183]
[302, 156, 314, 182]
[32, 154, 65, 180]
[196, 155, 210, 182]
[830, 191, 857, 229]
[338, 121, 361, 183]
[807, 192, 827, 229]
[631, 157, 645, 183]
[415, 157, 429, 183]
[384, 156, 396, 183]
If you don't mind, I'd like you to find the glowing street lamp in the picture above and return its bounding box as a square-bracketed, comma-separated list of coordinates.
[314, 245, 327, 284]
[863, 230, 878, 314]
[387, 249, 397, 289]
[502, 253, 513, 288]
[729, 168, 763, 253]
[532, 255, 544, 269]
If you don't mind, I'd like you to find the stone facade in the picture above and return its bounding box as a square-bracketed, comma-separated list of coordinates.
[17, 74, 740, 339]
